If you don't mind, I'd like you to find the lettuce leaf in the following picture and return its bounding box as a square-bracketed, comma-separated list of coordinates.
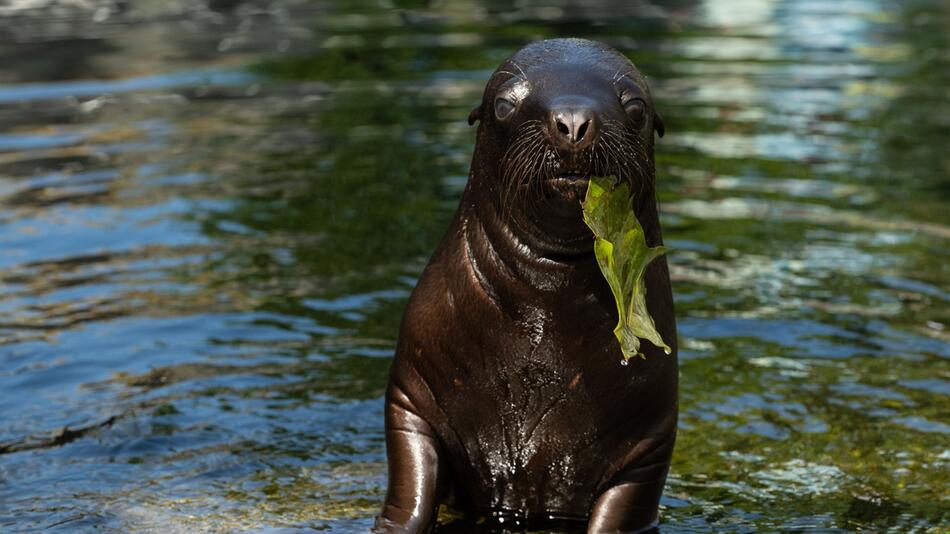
[582, 175, 672, 361]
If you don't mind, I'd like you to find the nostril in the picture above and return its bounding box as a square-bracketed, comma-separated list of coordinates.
[576, 120, 589, 143]
[552, 107, 595, 145]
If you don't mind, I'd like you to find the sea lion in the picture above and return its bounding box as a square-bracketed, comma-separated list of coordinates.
[374, 38, 676, 533]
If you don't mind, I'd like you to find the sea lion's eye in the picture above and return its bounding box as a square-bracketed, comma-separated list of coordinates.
[622, 97, 646, 125]
[494, 97, 516, 121]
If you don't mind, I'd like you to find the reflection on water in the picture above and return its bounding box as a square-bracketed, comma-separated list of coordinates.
[0, 0, 947, 532]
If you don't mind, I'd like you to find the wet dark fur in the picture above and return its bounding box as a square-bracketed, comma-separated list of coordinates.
[375, 39, 677, 534]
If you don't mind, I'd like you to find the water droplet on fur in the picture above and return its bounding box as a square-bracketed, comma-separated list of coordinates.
[664, 347, 672, 355]
[620, 358, 629, 366]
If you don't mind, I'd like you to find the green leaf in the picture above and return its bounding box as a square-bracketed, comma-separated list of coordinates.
[582, 176, 671, 361]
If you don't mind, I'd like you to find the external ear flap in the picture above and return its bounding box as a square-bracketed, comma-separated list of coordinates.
[653, 109, 665, 138]
[468, 105, 482, 126]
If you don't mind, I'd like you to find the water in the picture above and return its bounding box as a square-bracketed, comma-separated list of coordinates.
[0, 1, 947, 532]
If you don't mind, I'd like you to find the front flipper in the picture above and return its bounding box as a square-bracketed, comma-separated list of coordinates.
[374, 385, 443, 534]
[587, 480, 664, 533]
[587, 435, 673, 534]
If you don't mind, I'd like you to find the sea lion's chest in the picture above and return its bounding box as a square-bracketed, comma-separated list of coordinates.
[436, 282, 634, 442]
[404, 234, 672, 515]
[433, 290, 641, 514]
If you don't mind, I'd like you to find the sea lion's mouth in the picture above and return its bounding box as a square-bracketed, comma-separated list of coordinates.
[548, 173, 589, 186]
[544, 173, 590, 197]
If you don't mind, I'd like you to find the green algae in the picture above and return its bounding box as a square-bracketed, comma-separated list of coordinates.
[582, 176, 672, 361]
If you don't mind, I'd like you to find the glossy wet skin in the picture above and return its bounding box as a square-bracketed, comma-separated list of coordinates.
[377, 39, 677, 533]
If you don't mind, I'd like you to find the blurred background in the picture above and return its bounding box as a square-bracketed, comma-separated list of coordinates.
[0, 0, 947, 532]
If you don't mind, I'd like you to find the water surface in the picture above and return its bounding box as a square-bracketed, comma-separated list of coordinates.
[0, 0, 947, 532]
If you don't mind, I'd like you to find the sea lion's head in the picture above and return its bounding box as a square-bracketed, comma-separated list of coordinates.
[467, 38, 664, 258]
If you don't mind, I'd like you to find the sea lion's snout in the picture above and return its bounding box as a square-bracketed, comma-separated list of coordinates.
[548, 95, 599, 152]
